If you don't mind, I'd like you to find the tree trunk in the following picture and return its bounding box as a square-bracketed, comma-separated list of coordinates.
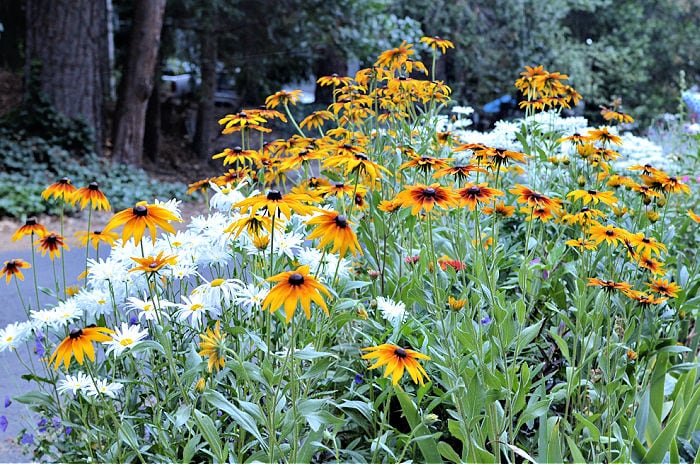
[193, 20, 218, 159]
[112, 0, 166, 166]
[24, 0, 109, 154]
[143, 66, 161, 163]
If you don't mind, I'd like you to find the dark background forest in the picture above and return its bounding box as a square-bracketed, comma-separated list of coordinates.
[1, 0, 700, 173]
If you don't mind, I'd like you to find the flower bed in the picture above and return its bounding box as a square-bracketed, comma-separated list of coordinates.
[1, 40, 700, 463]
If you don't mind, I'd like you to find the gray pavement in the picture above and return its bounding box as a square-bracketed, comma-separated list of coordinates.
[0, 247, 88, 463]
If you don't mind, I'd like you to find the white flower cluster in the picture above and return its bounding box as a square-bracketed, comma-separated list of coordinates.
[56, 372, 123, 399]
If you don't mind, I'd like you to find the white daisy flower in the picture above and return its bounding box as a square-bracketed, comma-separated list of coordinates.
[85, 378, 123, 399]
[73, 288, 112, 318]
[103, 322, 149, 357]
[209, 181, 248, 212]
[57, 372, 91, 395]
[175, 293, 217, 328]
[234, 283, 269, 312]
[154, 198, 183, 221]
[126, 295, 175, 322]
[272, 230, 304, 259]
[377, 296, 406, 326]
[30, 308, 64, 328]
[51, 300, 84, 327]
[191, 278, 239, 308]
[0, 321, 33, 352]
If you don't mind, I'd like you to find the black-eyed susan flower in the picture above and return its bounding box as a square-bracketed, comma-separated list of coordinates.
[72, 182, 110, 211]
[212, 146, 259, 166]
[566, 189, 618, 207]
[317, 182, 367, 200]
[317, 74, 353, 88]
[481, 201, 516, 217]
[448, 296, 466, 311]
[419, 36, 454, 54]
[565, 238, 597, 251]
[262, 265, 331, 323]
[41, 177, 77, 202]
[375, 41, 415, 70]
[103, 201, 182, 246]
[199, 321, 227, 372]
[394, 183, 459, 215]
[624, 290, 667, 306]
[689, 209, 700, 223]
[11, 217, 48, 242]
[588, 223, 631, 247]
[560, 207, 606, 227]
[456, 183, 504, 211]
[587, 127, 622, 146]
[1, 259, 31, 284]
[225, 213, 279, 240]
[587, 278, 633, 293]
[74, 229, 119, 250]
[265, 90, 303, 109]
[48, 325, 114, 370]
[627, 232, 667, 257]
[300, 110, 334, 131]
[399, 154, 453, 174]
[323, 153, 391, 185]
[433, 163, 487, 181]
[129, 252, 178, 274]
[378, 199, 402, 213]
[521, 205, 556, 222]
[510, 185, 562, 212]
[306, 211, 362, 258]
[234, 190, 318, 220]
[635, 253, 666, 276]
[601, 106, 634, 124]
[645, 278, 681, 298]
[36, 232, 69, 260]
[361, 344, 430, 386]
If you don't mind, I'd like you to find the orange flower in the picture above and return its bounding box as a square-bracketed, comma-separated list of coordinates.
[645, 278, 681, 298]
[261, 265, 331, 323]
[509, 185, 562, 211]
[481, 201, 515, 217]
[74, 229, 119, 250]
[588, 223, 631, 247]
[72, 182, 110, 211]
[306, 211, 362, 258]
[103, 201, 182, 246]
[361, 344, 430, 386]
[234, 190, 318, 220]
[36, 232, 70, 260]
[48, 326, 114, 370]
[627, 232, 667, 257]
[586, 127, 622, 146]
[635, 253, 666, 276]
[394, 183, 459, 215]
[1, 259, 31, 284]
[566, 189, 618, 207]
[41, 177, 77, 202]
[212, 146, 259, 166]
[129, 252, 178, 274]
[11, 217, 48, 242]
[456, 183, 503, 211]
[419, 36, 454, 54]
[587, 278, 633, 293]
[265, 90, 303, 109]
[689, 209, 700, 223]
[316, 74, 353, 88]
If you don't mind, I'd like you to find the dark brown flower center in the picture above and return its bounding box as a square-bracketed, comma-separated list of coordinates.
[60, 177, 71, 184]
[46, 234, 58, 244]
[466, 186, 481, 195]
[334, 183, 345, 189]
[267, 190, 282, 200]
[26, 217, 37, 226]
[239, 111, 247, 118]
[69, 328, 83, 339]
[133, 205, 148, 217]
[394, 347, 407, 358]
[423, 187, 437, 198]
[233, 146, 242, 152]
[605, 230, 614, 236]
[149, 262, 159, 269]
[288, 273, 304, 286]
[88, 182, 100, 190]
[335, 215, 348, 228]
[587, 190, 597, 195]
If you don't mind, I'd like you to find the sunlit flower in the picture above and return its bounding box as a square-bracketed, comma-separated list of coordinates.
[42, 177, 77, 202]
[212, 146, 259, 166]
[175, 292, 218, 328]
[438, 255, 466, 271]
[448, 296, 466, 311]
[322, 153, 391, 185]
[300, 110, 334, 131]
[399, 154, 452, 174]
[262, 265, 331, 323]
[36, 232, 69, 260]
[306, 210, 362, 258]
[316, 74, 353, 88]
[456, 183, 503, 211]
[636, 253, 666, 276]
[103, 322, 148, 357]
[199, 321, 227, 372]
[375, 41, 415, 70]
[587, 278, 632, 293]
[11, 217, 48, 242]
[129, 252, 178, 274]
[103, 201, 182, 245]
[510, 185, 562, 212]
[126, 295, 175, 322]
[624, 290, 667, 306]
[1, 259, 31, 284]
[234, 190, 318, 220]
[566, 189, 618, 207]
[361, 344, 430, 386]
[419, 36, 454, 54]
[48, 326, 114, 370]
[645, 278, 681, 298]
[565, 238, 597, 251]
[395, 183, 459, 215]
[317, 182, 367, 200]
[74, 229, 119, 249]
[627, 232, 667, 257]
[265, 90, 303, 108]
[689, 209, 700, 223]
[560, 207, 606, 227]
[72, 182, 111, 211]
[588, 223, 631, 247]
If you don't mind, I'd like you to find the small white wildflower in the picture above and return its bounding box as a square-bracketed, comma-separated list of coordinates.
[154, 198, 183, 221]
[234, 283, 269, 312]
[377, 297, 406, 326]
[0, 321, 33, 352]
[126, 295, 175, 322]
[191, 278, 239, 308]
[209, 181, 248, 212]
[85, 378, 123, 399]
[273, 230, 304, 259]
[103, 322, 149, 357]
[57, 372, 91, 395]
[175, 293, 217, 328]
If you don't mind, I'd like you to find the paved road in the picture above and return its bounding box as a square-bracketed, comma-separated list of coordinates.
[0, 247, 88, 463]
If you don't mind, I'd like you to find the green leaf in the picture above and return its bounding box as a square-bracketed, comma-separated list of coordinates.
[515, 319, 544, 353]
[182, 434, 202, 464]
[194, 409, 225, 463]
[437, 441, 462, 463]
[394, 386, 442, 463]
[565, 436, 587, 463]
[203, 390, 265, 445]
[642, 411, 682, 464]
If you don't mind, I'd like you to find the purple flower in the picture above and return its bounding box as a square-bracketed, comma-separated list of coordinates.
[34, 336, 45, 357]
[52, 417, 60, 428]
[481, 316, 492, 325]
[64, 426, 72, 436]
[0, 416, 7, 433]
[542, 269, 550, 280]
[354, 374, 363, 385]
[21, 433, 33, 445]
[37, 418, 47, 433]
[129, 314, 139, 326]
[4, 396, 10, 408]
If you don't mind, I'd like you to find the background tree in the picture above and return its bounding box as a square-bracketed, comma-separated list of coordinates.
[112, 0, 166, 166]
[23, 0, 110, 154]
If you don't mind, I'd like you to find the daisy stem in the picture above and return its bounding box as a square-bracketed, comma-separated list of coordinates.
[284, 102, 305, 137]
[84, 207, 93, 285]
[60, 203, 67, 299]
[14, 277, 27, 317]
[52, 258, 60, 296]
[289, 319, 299, 463]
